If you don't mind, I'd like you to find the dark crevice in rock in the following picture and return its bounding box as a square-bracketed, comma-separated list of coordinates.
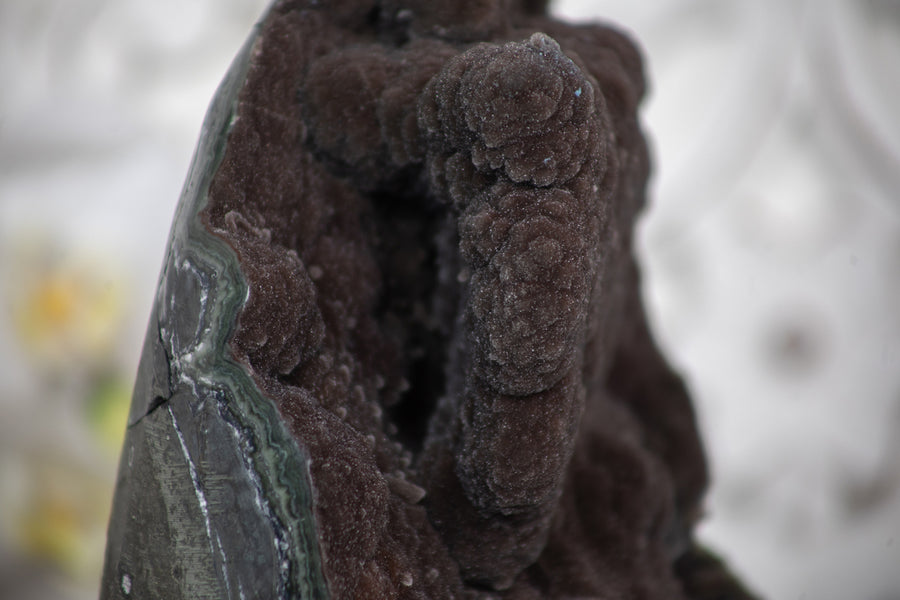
[135, 395, 171, 424]
[368, 180, 449, 453]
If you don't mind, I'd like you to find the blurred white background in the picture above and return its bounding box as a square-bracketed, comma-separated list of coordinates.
[1, 1, 898, 598]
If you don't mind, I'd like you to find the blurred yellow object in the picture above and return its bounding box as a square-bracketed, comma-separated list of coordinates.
[19, 489, 83, 570]
[10, 459, 111, 583]
[7, 239, 128, 372]
[0, 236, 131, 585]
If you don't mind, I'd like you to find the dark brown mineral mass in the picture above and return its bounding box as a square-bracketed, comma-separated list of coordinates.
[198, 0, 758, 598]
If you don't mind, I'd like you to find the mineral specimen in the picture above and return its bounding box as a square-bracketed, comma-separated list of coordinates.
[101, 1, 758, 598]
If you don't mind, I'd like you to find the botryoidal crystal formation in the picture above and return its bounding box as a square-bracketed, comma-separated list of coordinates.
[102, 1, 759, 598]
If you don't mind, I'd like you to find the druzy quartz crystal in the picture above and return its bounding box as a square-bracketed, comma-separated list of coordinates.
[101, 1, 758, 598]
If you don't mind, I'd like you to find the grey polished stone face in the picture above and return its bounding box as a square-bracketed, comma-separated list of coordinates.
[101, 22, 328, 599]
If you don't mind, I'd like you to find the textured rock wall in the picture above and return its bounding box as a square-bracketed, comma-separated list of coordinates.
[200, 1, 754, 597]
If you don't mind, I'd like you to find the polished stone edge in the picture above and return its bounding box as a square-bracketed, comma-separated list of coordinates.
[101, 3, 329, 598]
